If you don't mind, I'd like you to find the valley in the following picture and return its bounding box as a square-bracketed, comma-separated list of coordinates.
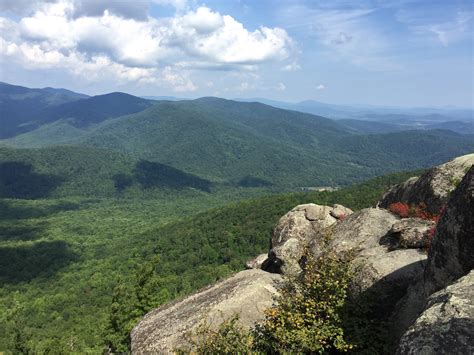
[0, 170, 419, 352]
[1, 1, 473, 353]
[0, 82, 472, 353]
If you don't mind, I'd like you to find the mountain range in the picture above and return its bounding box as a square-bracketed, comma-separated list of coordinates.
[1, 82, 473, 197]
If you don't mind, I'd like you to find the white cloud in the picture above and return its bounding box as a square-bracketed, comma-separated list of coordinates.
[168, 7, 294, 64]
[0, 1, 294, 88]
[316, 84, 325, 90]
[161, 66, 197, 92]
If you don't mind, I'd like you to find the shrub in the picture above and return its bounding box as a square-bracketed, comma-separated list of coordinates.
[180, 250, 391, 354]
[388, 202, 410, 218]
[252, 251, 355, 353]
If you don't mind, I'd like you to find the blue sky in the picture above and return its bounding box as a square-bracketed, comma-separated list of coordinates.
[0, 0, 472, 107]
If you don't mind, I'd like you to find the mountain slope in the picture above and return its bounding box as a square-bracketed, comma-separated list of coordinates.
[72, 99, 474, 185]
[0, 82, 88, 138]
[41, 92, 153, 127]
[332, 129, 474, 170]
[4, 98, 357, 186]
[338, 119, 407, 134]
[2, 94, 473, 187]
[0, 83, 153, 138]
[0, 168, 421, 353]
[0, 146, 212, 198]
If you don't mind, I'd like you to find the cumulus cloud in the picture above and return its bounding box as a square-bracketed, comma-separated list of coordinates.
[167, 7, 293, 64]
[161, 66, 197, 92]
[0, 0, 294, 90]
[316, 84, 325, 90]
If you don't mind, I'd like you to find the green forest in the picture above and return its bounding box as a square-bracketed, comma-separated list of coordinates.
[0, 169, 420, 353]
[1, 82, 470, 354]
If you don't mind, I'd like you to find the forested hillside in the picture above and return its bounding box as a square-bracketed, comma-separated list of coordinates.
[3, 92, 473, 187]
[0, 82, 88, 138]
[0, 169, 421, 353]
[0, 146, 213, 198]
[1, 83, 473, 353]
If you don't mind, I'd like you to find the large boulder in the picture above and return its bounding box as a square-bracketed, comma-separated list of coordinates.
[396, 270, 474, 355]
[329, 208, 399, 255]
[423, 165, 474, 297]
[131, 269, 281, 354]
[392, 165, 474, 349]
[379, 153, 474, 214]
[263, 203, 351, 275]
[329, 208, 427, 317]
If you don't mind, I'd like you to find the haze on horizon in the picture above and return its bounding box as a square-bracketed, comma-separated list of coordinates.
[0, 0, 472, 108]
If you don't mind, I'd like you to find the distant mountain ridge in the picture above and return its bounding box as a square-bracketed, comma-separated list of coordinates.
[0, 82, 154, 137]
[0, 82, 89, 138]
[236, 97, 474, 121]
[2, 83, 473, 189]
[40, 92, 153, 128]
[236, 97, 474, 135]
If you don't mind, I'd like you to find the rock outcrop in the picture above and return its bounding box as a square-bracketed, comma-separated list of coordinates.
[131, 269, 281, 354]
[396, 271, 474, 355]
[263, 203, 351, 275]
[423, 165, 474, 296]
[131, 157, 473, 354]
[329, 208, 427, 316]
[394, 165, 474, 352]
[378, 153, 474, 214]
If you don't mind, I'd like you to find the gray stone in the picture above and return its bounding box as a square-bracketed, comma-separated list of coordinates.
[381, 218, 436, 251]
[379, 154, 474, 214]
[263, 203, 337, 276]
[329, 208, 427, 317]
[396, 271, 474, 355]
[329, 208, 399, 255]
[423, 165, 474, 297]
[391, 165, 474, 349]
[131, 269, 281, 354]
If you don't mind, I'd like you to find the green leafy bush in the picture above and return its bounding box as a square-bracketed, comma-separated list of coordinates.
[253, 251, 354, 353]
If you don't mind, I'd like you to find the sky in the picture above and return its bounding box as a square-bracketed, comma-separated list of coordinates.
[0, 0, 472, 107]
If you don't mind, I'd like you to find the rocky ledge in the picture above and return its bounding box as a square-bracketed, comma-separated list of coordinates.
[131, 155, 473, 354]
[131, 269, 281, 354]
